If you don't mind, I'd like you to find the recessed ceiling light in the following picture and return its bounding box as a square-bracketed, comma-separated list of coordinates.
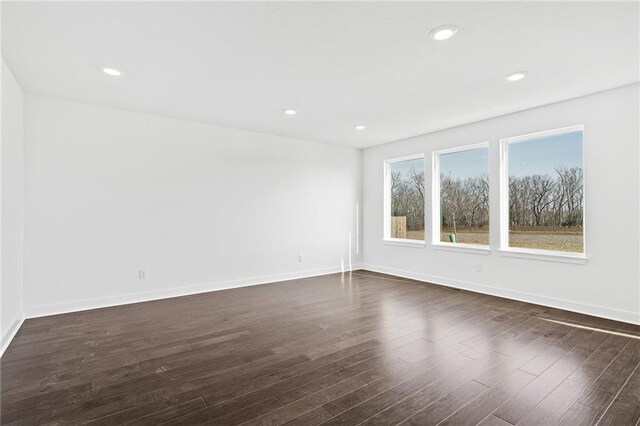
[102, 67, 122, 77]
[284, 109, 297, 115]
[430, 25, 458, 41]
[506, 71, 528, 82]
[354, 125, 366, 130]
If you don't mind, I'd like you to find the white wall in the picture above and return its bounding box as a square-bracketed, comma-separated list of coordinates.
[362, 84, 640, 325]
[23, 95, 361, 316]
[1, 58, 25, 351]
[12, 83, 640, 328]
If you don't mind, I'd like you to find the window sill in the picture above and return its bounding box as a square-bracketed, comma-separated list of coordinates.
[499, 248, 588, 264]
[383, 239, 426, 248]
[431, 243, 491, 255]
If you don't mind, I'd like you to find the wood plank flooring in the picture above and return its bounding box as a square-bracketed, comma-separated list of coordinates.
[2, 270, 639, 425]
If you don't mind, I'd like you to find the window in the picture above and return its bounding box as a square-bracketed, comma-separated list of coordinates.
[433, 144, 490, 248]
[500, 126, 584, 255]
[384, 155, 425, 243]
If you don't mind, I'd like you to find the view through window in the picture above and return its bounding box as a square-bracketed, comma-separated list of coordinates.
[506, 128, 584, 253]
[388, 157, 425, 241]
[438, 146, 489, 246]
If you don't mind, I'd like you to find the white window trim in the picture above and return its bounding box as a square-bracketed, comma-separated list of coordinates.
[432, 242, 491, 255]
[382, 239, 426, 248]
[499, 124, 587, 261]
[499, 248, 587, 264]
[383, 154, 426, 245]
[431, 142, 491, 251]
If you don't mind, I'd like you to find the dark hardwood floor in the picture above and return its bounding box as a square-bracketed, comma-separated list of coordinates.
[2, 270, 639, 425]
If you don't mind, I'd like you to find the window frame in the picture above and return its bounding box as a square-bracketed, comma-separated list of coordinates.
[383, 154, 426, 247]
[499, 125, 587, 262]
[431, 142, 491, 253]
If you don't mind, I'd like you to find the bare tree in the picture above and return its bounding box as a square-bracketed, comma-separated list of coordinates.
[556, 166, 583, 226]
[506, 166, 583, 229]
[530, 175, 555, 226]
[391, 167, 425, 232]
[441, 173, 462, 237]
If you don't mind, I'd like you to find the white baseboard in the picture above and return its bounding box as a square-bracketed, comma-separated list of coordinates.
[25, 264, 361, 319]
[360, 264, 640, 326]
[1, 312, 25, 357]
[20, 261, 635, 339]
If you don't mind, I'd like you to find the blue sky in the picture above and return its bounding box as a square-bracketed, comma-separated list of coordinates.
[509, 131, 583, 177]
[390, 130, 582, 180]
[440, 147, 488, 180]
[391, 158, 424, 178]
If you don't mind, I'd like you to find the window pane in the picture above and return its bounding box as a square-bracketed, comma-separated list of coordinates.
[389, 158, 424, 240]
[439, 147, 490, 245]
[508, 130, 584, 253]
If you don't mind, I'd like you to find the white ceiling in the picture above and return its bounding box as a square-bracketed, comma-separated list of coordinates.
[2, 1, 638, 148]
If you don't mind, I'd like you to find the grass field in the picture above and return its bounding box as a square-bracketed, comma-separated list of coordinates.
[404, 228, 583, 253]
[508, 229, 583, 253]
[439, 230, 488, 246]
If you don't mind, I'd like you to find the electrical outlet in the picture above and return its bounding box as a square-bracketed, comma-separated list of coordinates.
[298, 254, 303, 262]
[475, 263, 483, 273]
[139, 269, 147, 279]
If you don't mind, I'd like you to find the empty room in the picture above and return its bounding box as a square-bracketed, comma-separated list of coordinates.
[1, 1, 639, 425]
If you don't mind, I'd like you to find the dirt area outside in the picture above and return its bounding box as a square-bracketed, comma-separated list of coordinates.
[403, 228, 583, 253]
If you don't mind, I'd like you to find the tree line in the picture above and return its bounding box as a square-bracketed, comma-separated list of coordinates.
[390, 168, 424, 231]
[508, 166, 583, 229]
[391, 165, 583, 235]
[441, 174, 489, 234]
